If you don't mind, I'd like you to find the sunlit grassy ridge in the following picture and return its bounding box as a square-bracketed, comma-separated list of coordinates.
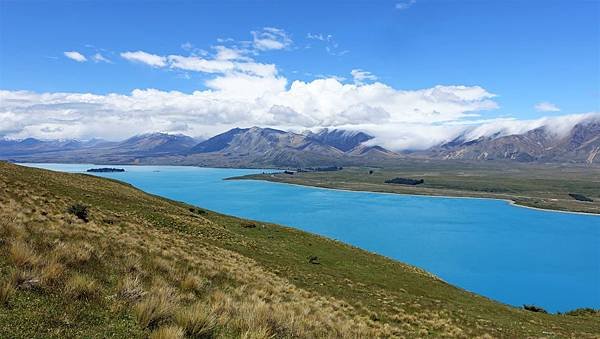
[0, 162, 598, 338]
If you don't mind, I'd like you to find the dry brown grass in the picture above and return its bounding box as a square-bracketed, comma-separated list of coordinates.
[40, 260, 65, 286]
[10, 268, 40, 290]
[148, 325, 185, 339]
[175, 301, 217, 338]
[134, 285, 177, 329]
[54, 241, 94, 267]
[116, 275, 146, 302]
[179, 274, 205, 293]
[65, 273, 99, 300]
[8, 241, 39, 268]
[0, 281, 14, 306]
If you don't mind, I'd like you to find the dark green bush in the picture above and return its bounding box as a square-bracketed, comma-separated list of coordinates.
[523, 304, 547, 313]
[68, 203, 89, 222]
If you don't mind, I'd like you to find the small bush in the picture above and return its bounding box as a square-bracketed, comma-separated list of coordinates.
[149, 325, 185, 339]
[0, 281, 14, 306]
[568, 193, 594, 202]
[68, 203, 89, 222]
[175, 301, 217, 338]
[523, 304, 547, 313]
[65, 273, 99, 300]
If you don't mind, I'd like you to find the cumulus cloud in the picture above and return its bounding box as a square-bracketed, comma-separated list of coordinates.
[1, 83, 596, 151]
[251, 27, 292, 51]
[64, 51, 87, 62]
[350, 69, 377, 84]
[534, 101, 560, 112]
[0, 77, 500, 143]
[121, 51, 167, 67]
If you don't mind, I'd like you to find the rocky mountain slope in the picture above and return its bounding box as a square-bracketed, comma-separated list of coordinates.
[427, 120, 600, 164]
[180, 127, 399, 167]
[0, 127, 399, 167]
[0, 133, 199, 164]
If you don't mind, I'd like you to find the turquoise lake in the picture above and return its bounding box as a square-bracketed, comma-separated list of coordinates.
[24, 163, 600, 312]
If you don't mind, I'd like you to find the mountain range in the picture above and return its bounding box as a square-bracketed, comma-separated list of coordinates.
[425, 120, 599, 164]
[1, 121, 598, 167]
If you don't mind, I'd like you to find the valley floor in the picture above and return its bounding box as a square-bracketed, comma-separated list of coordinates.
[233, 162, 600, 214]
[0, 162, 599, 338]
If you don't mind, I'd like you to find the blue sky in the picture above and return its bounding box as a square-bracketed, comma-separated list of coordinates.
[0, 0, 598, 146]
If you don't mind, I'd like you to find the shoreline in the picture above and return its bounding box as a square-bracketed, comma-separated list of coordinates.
[234, 176, 600, 217]
[18, 162, 599, 216]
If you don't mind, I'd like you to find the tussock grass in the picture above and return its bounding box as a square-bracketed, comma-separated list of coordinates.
[65, 273, 99, 300]
[149, 325, 185, 339]
[134, 286, 177, 329]
[180, 274, 207, 294]
[40, 260, 65, 286]
[9, 241, 39, 268]
[117, 275, 146, 302]
[175, 301, 217, 338]
[0, 281, 14, 306]
[10, 268, 40, 290]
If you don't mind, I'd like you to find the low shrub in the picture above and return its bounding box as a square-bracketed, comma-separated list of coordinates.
[523, 304, 547, 313]
[308, 256, 320, 265]
[68, 203, 89, 222]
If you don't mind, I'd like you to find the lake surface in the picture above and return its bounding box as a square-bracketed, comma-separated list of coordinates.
[23, 163, 600, 312]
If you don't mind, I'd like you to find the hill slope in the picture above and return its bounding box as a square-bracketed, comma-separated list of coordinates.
[0, 162, 598, 337]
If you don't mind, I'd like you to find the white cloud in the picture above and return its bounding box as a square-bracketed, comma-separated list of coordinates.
[1, 83, 596, 152]
[396, 0, 416, 10]
[64, 51, 87, 62]
[121, 51, 167, 67]
[350, 69, 377, 84]
[0, 77, 500, 143]
[534, 101, 560, 112]
[251, 27, 292, 51]
[91, 53, 111, 63]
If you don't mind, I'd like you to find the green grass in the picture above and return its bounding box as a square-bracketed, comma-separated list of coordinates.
[233, 161, 600, 214]
[0, 162, 599, 337]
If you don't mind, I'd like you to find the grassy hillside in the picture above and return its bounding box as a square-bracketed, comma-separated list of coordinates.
[0, 162, 598, 338]
[234, 162, 600, 214]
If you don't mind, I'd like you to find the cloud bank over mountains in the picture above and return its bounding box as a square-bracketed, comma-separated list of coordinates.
[2, 27, 597, 150]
